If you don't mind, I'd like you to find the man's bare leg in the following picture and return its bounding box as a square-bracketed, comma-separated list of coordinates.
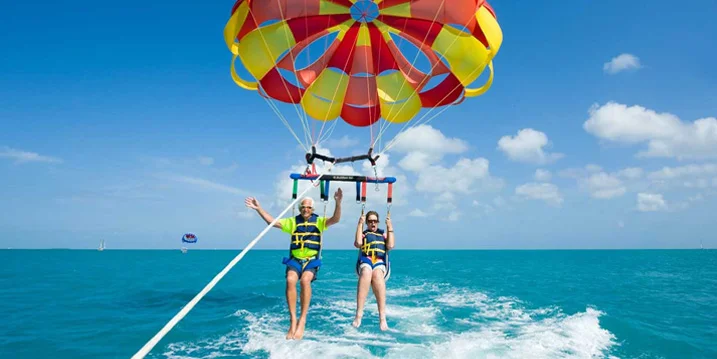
[353, 267, 372, 328]
[294, 271, 315, 340]
[285, 270, 299, 339]
[371, 267, 388, 331]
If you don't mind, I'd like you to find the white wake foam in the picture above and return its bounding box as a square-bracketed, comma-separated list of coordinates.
[162, 285, 619, 359]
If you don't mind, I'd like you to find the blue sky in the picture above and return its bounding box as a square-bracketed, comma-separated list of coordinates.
[1, 0, 716, 250]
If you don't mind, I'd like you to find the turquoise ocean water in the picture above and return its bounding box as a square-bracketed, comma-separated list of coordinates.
[1, 249, 715, 359]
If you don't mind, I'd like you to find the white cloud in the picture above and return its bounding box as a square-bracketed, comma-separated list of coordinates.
[430, 199, 461, 221]
[559, 163, 717, 208]
[414, 157, 502, 194]
[637, 193, 668, 212]
[386, 124, 503, 199]
[497, 129, 564, 165]
[534, 169, 552, 182]
[683, 179, 712, 189]
[515, 182, 563, 206]
[390, 125, 469, 171]
[647, 163, 717, 180]
[435, 192, 456, 202]
[668, 190, 717, 212]
[390, 125, 469, 154]
[398, 152, 434, 172]
[583, 102, 717, 160]
[558, 164, 603, 179]
[0, 146, 62, 164]
[581, 172, 627, 199]
[644, 163, 717, 194]
[561, 165, 629, 199]
[446, 211, 460, 221]
[616, 167, 644, 179]
[472, 199, 494, 210]
[603, 53, 642, 74]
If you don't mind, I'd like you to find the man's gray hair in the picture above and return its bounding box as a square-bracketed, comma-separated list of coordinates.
[299, 196, 314, 209]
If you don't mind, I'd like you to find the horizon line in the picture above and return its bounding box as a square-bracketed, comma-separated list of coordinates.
[1, 247, 711, 251]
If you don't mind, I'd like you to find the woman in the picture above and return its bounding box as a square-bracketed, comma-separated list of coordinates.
[352, 210, 394, 330]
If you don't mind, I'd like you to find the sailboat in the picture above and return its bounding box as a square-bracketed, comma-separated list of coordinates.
[98, 239, 105, 251]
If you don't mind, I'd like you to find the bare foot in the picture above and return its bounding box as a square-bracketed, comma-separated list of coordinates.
[294, 319, 306, 340]
[352, 312, 363, 328]
[286, 319, 297, 340]
[379, 317, 388, 331]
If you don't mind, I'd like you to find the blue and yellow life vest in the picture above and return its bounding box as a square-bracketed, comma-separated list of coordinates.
[284, 213, 323, 277]
[290, 213, 322, 253]
[355, 227, 391, 280]
[360, 228, 386, 262]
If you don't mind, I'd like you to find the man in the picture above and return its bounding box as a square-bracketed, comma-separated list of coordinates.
[244, 188, 343, 340]
[353, 210, 394, 331]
